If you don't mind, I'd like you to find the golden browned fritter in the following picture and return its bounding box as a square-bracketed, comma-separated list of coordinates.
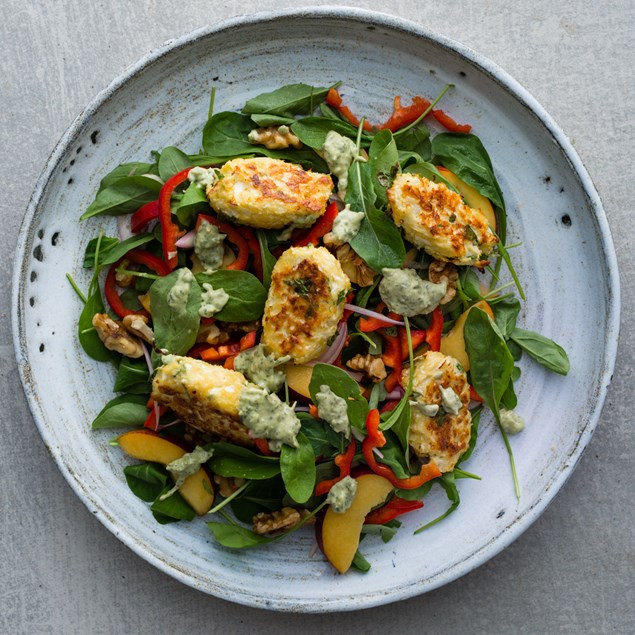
[404, 350, 472, 472]
[152, 355, 255, 447]
[206, 157, 333, 229]
[388, 173, 497, 266]
[261, 246, 350, 364]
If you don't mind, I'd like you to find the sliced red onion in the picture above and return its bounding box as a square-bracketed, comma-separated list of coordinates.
[117, 215, 133, 241]
[294, 406, 310, 413]
[343, 368, 364, 382]
[344, 303, 404, 326]
[152, 402, 160, 432]
[385, 387, 405, 400]
[373, 447, 385, 459]
[140, 341, 154, 375]
[157, 418, 182, 431]
[308, 323, 348, 366]
[175, 229, 196, 249]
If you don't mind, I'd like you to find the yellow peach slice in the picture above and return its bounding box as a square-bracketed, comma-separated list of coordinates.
[437, 166, 497, 232]
[118, 429, 214, 515]
[322, 474, 394, 574]
[440, 300, 494, 371]
[284, 363, 314, 399]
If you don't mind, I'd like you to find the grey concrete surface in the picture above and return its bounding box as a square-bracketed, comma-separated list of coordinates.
[1, 1, 633, 633]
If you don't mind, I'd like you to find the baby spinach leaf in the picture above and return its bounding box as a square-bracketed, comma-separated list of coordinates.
[280, 432, 316, 504]
[404, 161, 459, 193]
[195, 270, 266, 322]
[149, 269, 202, 355]
[99, 161, 156, 190]
[457, 406, 482, 465]
[207, 522, 275, 548]
[458, 267, 483, 302]
[83, 236, 119, 268]
[250, 113, 297, 127]
[98, 233, 155, 267]
[414, 472, 460, 533]
[493, 298, 521, 338]
[78, 288, 117, 362]
[151, 486, 195, 523]
[174, 181, 211, 226]
[124, 462, 168, 502]
[290, 117, 366, 149]
[202, 111, 256, 156]
[113, 357, 150, 393]
[208, 443, 281, 480]
[369, 129, 399, 208]
[510, 328, 570, 375]
[242, 83, 331, 118]
[81, 175, 163, 220]
[500, 375, 518, 410]
[394, 121, 431, 160]
[157, 146, 192, 182]
[91, 394, 148, 429]
[256, 229, 276, 290]
[202, 111, 327, 170]
[464, 307, 514, 421]
[309, 363, 369, 430]
[351, 549, 371, 572]
[298, 413, 337, 458]
[431, 133, 506, 241]
[373, 430, 411, 479]
[361, 523, 399, 543]
[349, 207, 405, 272]
[345, 157, 376, 213]
[386, 400, 411, 464]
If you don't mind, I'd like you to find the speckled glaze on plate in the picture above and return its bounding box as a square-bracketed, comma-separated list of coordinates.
[12, 7, 619, 612]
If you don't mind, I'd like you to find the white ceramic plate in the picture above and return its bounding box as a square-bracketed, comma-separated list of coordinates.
[12, 8, 619, 612]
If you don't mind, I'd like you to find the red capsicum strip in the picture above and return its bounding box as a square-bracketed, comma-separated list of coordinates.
[362, 409, 441, 489]
[144, 405, 167, 431]
[425, 307, 444, 352]
[200, 330, 257, 362]
[293, 201, 339, 247]
[159, 168, 189, 270]
[105, 248, 171, 319]
[469, 385, 483, 402]
[315, 439, 357, 496]
[325, 88, 373, 132]
[364, 496, 424, 525]
[326, 89, 472, 134]
[399, 328, 427, 360]
[241, 226, 263, 281]
[196, 214, 249, 271]
[131, 200, 160, 233]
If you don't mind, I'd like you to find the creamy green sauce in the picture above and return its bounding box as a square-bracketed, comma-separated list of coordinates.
[410, 401, 440, 417]
[160, 446, 214, 500]
[326, 475, 358, 513]
[499, 408, 525, 434]
[379, 268, 447, 317]
[315, 384, 351, 438]
[167, 268, 194, 313]
[439, 386, 462, 415]
[234, 344, 290, 393]
[198, 282, 229, 318]
[195, 220, 226, 273]
[238, 384, 300, 451]
[331, 204, 365, 244]
[188, 166, 220, 190]
[319, 130, 358, 197]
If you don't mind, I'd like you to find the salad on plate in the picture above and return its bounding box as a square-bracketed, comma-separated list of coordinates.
[70, 82, 569, 574]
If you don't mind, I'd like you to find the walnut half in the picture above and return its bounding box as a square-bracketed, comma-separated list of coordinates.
[252, 507, 312, 536]
[334, 243, 376, 287]
[428, 260, 459, 304]
[346, 353, 387, 382]
[248, 126, 302, 150]
[92, 313, 144, 358]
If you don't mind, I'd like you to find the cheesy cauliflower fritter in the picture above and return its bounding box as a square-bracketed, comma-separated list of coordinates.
[262, 246, 350, 364]
[404, 350, 472, 473]
[206, 157, 333, 229]
[387, 173, 497, 266]
[152, 355, 254, 447]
